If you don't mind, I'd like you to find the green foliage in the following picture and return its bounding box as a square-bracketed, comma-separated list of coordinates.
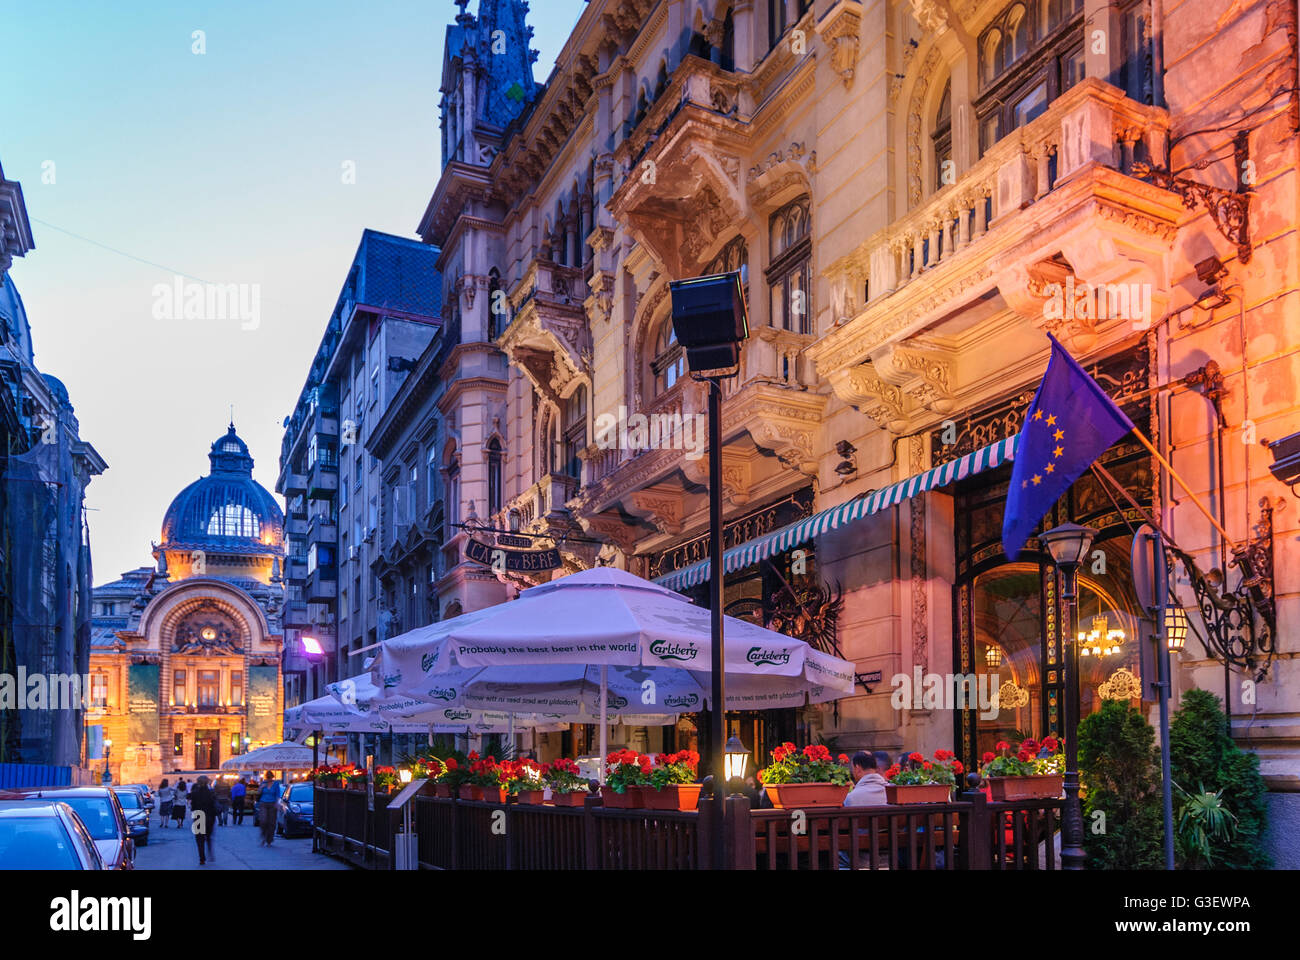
[1175, 782, 1238, 869]
[1077, 701, 1163, 870]
[1169, 688, 1271, 869]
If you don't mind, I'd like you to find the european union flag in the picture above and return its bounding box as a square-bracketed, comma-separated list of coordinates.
[1002, 334, 1135, 559]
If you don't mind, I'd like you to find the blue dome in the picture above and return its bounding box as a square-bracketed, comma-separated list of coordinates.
[161, 426, 284, 552]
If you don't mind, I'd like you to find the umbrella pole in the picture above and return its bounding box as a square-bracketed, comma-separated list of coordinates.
[599, 665, 608, 785]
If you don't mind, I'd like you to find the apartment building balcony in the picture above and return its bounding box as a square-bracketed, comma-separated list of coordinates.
[811, 79, 1187, 435]
[308, 460, 338, 500]
[283, 600, 309, 629]
[312, 406, 339, 439]
[305, 566, 337, 603]
[285, 554, 307, 581]
[307, 603, 335, 628]
[307, 511, 337, 545]
[280, 470, 308, 498]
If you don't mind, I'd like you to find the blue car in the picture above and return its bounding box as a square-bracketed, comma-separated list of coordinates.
[276, 782, 315, 838]
[0, 800, 108, 869]
[111, 786, 150, 846]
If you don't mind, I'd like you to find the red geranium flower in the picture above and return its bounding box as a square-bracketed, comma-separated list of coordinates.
[908, 752, 924, 763]
[837, 753, 849, 763]
[952, 760, 964, 775]
[981, 752, 995, 764]
[1042, 736, 1059, 752]
[1017, 750, 1031, 762]
[995, 741, 1010, 751]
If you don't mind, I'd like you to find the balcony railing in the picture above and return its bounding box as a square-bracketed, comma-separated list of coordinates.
[826, 78, 1170, 320]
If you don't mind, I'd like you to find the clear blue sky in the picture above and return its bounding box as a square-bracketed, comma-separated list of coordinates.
[0, 0, 580, 584]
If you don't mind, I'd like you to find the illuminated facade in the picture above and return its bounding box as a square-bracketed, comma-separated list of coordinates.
[87, 426, 286, 781]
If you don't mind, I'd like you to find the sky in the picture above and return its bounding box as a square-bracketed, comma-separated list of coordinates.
[0, 0, 580, 585]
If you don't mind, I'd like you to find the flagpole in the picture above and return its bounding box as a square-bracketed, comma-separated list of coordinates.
[1127, 426, 1238, 552]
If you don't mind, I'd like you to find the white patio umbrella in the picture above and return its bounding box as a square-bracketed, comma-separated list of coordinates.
[375, 568, 855, 780]
[221, 741, 317, 771]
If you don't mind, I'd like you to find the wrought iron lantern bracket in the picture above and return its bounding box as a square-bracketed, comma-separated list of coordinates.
[1167, 499, 1276, 681]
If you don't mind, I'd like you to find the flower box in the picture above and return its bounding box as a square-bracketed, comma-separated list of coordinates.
[550, 790, 588, 807]
[480, 785, 508, 804]
[987, 774, 1064, 801]
[601, 785, 643, 809]
[763, 782, 850, 809]
[434, 784, 451, 798]
[641, 783, 703, 811]
[885, 783, 952, 804]
[457, 784, 477, 801]
[515, 789, 545, 805]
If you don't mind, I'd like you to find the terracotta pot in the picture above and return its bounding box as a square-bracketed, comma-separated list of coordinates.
[763, 782, 850, 809]
[884, 783, 953, 804]
[481, 785, 508, 804]
[550, 790, 588, 807]
[434, 784, 451, 798]
[601, 785, 641, 809]
[457, 784, 476, 801]
[987, 775, 1064, 801]
[516, 789, 545, 805]
[641, 783, 703, 811]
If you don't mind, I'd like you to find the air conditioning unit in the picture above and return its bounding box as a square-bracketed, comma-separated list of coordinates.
[363, 526, 376, 543]
[348, 544, 359, 561]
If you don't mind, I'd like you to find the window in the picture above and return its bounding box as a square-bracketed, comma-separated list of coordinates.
[487, 269, 503, 339]
[410, 465, 419, 521]
[768, 0, 786, 49]
[206, 503, 261, 538]
[721, 9, 735, 71]
[101, 602, 116, 616]
[198, 670, 218, 708]
[767, 196, 812, 334]
[370, 366, 379, 407]
[340, 477, 348, 509]
[91, 672, 108, 709]
[561, 388, 586, 481]
[355, 457, 363, 489]
[487, 438, 503, 514]
[173, 670, 186, 707]
[975, 0, 1086, 156]
[652, 318, 685, 394]
[933, 80, 953, 191]
[230, 671, 243, 706]
[446, 460, 460, 533]
[174, 732, 184, 757]
[427, 447, 439, 503]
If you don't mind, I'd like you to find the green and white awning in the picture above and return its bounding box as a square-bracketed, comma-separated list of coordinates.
[654, 434, 1020, 592]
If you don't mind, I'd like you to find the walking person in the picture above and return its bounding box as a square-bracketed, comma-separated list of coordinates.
[156, 779, 174, 828]
[231, 777, 247, 825]
[188, 775, 218, 866]
[172, 778, 188, 828]
[214, 775, 232, 826]
[257, 774, 281, 846]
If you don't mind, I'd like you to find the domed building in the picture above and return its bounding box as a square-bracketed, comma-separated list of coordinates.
[87, 425, 286, 782]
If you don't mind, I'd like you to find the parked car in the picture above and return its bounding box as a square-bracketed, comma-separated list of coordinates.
[122, 783, 154, 810]
[276, 782, 314, 837]
[111, 785, 150, 846]
[0, 786, 135, 869]
[0, 800, 107, 870]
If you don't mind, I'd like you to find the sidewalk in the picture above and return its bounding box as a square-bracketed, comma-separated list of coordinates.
[133, 810, 352, 870]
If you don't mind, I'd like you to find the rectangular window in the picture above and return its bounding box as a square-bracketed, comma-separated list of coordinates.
[174, 732, 184, 756]
[1012, 82, 1049, 129]
[91, 673, 108, 709]
[173, 670, 186, 707]
[198, 670, 219, 708]
[230, 671, 243, 706]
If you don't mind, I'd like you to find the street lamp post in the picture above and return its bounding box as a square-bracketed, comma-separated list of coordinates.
[668, 271, 748, 870]
[1040, 522, 1097, 871]
[102, 737, 113, 784]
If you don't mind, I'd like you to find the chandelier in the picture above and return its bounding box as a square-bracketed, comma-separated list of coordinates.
[984, 644, 1003, 668]
[1078, 613, 1125, 657]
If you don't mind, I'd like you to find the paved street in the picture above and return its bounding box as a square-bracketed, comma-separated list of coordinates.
[133, 811, 351, 871]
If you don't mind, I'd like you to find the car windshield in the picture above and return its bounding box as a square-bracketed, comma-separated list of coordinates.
[0, 818, 80, 869]
[114, 791, 141, 809]
[60, 797, 118, 840]
[286, 784, 314, 801]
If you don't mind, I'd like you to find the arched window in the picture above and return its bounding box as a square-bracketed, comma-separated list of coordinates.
[207, 503, 261, 539]
[487, 438, 503, 515]
[933, 79, 953, 191]
[705, 235, 749, 311]
[976, 0, 1086, 156]
[768, 0, 786, 49]
[445, 455, 460, 536]
[652, 317, 685, 394]
[721, 9, 735, 71]
[767, 196, 813, 334]
[655, 61, 669, 99]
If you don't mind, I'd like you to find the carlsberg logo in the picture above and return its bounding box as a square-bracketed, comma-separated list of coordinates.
[382, 674, 400, 688]
[442, 709, 472, 721]
[663, 694, 699, 708]
[650, 640, 697, 662]
[746, 647, 791, 666]
[426, 687, 457, 702]
[421, 652, 438, 673]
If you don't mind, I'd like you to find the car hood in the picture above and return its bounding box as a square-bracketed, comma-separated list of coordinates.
[94, 839, 123, 864]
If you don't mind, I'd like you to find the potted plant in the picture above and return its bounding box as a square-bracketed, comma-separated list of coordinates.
[347, 769, 368, 791]
[373, 766, 400, 794]
[509, 760, 547, 804]
[471, 753, 507, 803]
[758, 743, 852, 808]
[884, 750, 961, 803]
[642, 750, 702, 811]
[602, 749, 651, 808]
[544, 758, 589, 807]
[434, 756, 463, 798]
[981, 737, 1065, 800]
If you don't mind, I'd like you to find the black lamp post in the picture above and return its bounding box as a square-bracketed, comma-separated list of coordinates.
[1039, 521, 1097, 872]
[668, 271, 748, 869]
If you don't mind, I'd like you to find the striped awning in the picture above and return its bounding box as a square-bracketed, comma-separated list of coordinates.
[654, 434, 1020, 592]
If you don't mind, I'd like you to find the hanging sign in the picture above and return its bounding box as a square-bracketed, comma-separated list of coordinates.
[465, 537, 562, 572]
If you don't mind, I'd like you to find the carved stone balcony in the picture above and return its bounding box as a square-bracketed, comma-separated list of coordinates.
[499, 259, 590, 406]
[812, 78, 1184, 433]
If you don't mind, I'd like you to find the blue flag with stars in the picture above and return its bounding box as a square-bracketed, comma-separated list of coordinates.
[1002, 334, 1135, 559]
